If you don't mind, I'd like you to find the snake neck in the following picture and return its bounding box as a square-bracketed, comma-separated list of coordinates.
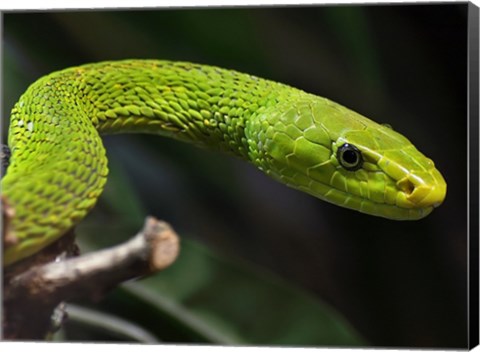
[18, 60, 303, 160]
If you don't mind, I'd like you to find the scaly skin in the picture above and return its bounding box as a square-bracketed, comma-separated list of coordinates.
[2, 60, 447, 265]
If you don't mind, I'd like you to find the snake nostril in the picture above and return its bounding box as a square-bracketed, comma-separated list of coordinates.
[397, 178, 415, 195]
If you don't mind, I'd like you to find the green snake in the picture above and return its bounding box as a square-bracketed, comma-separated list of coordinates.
[2, 60, 447, 266]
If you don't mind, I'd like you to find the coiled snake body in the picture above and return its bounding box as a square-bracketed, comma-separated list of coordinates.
[2, 60, 447, 265]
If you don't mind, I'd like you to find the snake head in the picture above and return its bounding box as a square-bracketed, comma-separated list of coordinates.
[246, 96, 447, 220]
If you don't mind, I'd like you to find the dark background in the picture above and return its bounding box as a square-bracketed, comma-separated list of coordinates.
[2, 3, 469, 348]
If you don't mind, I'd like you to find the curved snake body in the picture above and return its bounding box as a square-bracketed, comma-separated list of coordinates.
[2, 60, 447, 265]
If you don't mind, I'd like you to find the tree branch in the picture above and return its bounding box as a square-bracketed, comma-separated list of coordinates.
[3, 216, 180, 340]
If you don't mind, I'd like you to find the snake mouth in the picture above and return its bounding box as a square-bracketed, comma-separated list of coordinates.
[290, 159, 447, 220]
[277, 158, 446, 220]
[291, 176, 435, 221]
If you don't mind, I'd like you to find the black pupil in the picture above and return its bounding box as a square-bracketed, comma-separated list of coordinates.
[342, 149, 358, 165]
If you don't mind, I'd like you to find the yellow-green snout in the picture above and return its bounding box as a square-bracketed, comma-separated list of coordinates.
[248, 97, 446, 220]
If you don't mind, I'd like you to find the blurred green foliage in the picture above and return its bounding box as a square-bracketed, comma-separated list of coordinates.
[2, 4, 469, 348]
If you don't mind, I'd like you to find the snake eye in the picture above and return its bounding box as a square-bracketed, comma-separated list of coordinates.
[337, 143, 363, 171]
